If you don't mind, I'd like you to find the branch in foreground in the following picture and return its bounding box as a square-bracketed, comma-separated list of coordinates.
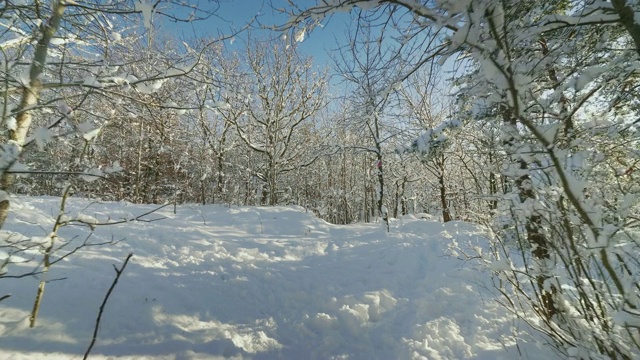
[83, 253, 133, 360]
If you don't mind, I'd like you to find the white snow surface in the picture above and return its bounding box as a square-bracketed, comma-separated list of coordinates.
[0, 196, 555, 360]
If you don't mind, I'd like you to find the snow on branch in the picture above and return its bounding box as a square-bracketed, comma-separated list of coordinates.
[397, 118, 462, 160]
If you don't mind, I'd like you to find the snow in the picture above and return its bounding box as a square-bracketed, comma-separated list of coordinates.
[135, 79, 166, 94]
[613, 308, 640, 328]
[0, 191, 9, 203]
[135, 1, 154, 30]
[83, 77, 104, 88]
[355, 1, 381, 11]
[103, 161, 123, 174]
[57, 100, 73, 117]
[294, 27, 306, 43]
[33, 127, 54, 150]
[398, 118, 462, 159]
[6, 116, 16, 131]
[82, 128, 101, 141]
[0, 197, 556, 359]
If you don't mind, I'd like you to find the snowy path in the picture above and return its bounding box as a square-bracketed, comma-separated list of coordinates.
[0, 197, 551, 359]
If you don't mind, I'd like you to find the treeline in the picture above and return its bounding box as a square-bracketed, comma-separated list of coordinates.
[5, 20, 494, 225]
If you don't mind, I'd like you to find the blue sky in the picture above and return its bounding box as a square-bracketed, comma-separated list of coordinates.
[163, 0, 352, 68]
[157, 0, 455, 103]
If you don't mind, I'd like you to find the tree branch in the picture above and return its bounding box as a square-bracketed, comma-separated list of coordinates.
[83, 253, 133, 360]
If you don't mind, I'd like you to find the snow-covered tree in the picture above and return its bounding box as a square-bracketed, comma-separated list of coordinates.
[0, 0, 227, 328]
[231, 36, 327, 206]
[0, 0, 227, 215]
[284, 0, 640, 357]
[396, 68, 461, 222]
[333, 17, 408, 230]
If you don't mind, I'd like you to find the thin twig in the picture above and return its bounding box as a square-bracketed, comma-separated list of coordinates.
[83, 253, 133, 360]
[69, 203, 172, 227]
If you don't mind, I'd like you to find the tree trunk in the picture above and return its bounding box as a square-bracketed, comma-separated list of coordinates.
[610, 0, 640, 56]
[0, 1, 67, 228]
[363, 156, 369, 223]
[488, 151, 498, 211]
[376, 153, 388, 231]
[436, 157, 452, 222]
[439, 173, 452, 222]
[518, 174, 557, 319]
[393, 181, 400, 219]
[216, 152, 224, 203]
[502, 104, 556, 319]
[401, 178, 408, 216]
[268, 160, 277, 206]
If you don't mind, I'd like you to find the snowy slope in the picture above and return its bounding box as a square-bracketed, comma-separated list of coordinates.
[0, 197, 555, 359]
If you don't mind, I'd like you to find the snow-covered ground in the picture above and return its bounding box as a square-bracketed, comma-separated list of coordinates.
[0, 196, 555, 359]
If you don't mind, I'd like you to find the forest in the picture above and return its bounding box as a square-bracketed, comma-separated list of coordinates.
[1, 0, 640, 358]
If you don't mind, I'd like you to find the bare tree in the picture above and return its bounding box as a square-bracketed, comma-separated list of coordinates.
[332, 16, 405, 230]
[231, 36, 327, 206]
[397, 67, 456, 222]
